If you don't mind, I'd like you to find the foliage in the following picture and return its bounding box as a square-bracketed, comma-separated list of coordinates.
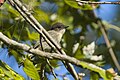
[64, 0, 96, 10]
[23, 57, 40, 80]
[0, 60, 24, 80]
[0, 0, 120, 80]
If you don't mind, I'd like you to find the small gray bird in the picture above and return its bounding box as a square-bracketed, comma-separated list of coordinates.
[33, 23, 78, 79]
[34, 22, 68, 51]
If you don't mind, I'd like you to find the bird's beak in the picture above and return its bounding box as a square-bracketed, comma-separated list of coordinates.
[65, 26, 69, 28]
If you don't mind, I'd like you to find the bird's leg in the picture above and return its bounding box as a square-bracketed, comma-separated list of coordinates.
[39, 34, 57, 79]
[38, 34, 46, 80]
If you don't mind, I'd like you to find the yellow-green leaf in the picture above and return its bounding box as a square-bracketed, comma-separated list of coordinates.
[64, 0, 97, 10]
[26, 28, 39, 40]
[23, 58, 40, 80]
[0, 61, 24, 80]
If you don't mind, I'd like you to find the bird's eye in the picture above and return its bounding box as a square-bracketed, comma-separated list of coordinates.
[57, 26, 61, 28]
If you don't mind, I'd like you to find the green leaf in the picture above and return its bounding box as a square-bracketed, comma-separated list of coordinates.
[64, 0, 96, 10]
[9, 49, 24, 63]
[90, 72, 99, 80]
[80, 62, 110, 80]
[5, 3, 20, 18]
[23, 57, 40, 80]
[34, 9, 49, 23]
[6, 31, 12, 39]
[0, 60, 24, 80]
[106, 68, 115, 80]
[102, 21, 120, 32]
[74, 49, 83, 59]
[26, 28, 39, 40]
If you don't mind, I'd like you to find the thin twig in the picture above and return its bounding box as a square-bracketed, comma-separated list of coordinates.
[76, 0, 120, 6]
[97, 20, 120, 71]
[92, 9, 120, 71]
[40, 63, 45, 80]
[39, 34, 46, 80]
[46, 59, 57, 78]
[7, 0, 78, 79]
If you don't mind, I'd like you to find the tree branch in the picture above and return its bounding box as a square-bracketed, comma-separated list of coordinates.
[76, 0, 120, 6]
[91, 9, 120, 71]
[97, 20, 120, 71]
[0, 32, 108, 79]
[7, 0, 78, 79]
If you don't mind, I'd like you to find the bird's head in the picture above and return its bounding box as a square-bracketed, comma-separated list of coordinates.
[50, 22, 69, 35]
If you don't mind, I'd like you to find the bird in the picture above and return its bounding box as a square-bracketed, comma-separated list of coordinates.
[32, 22, 68, 79]
[33, 22, 68, 51]
[32, 22, 78, 80]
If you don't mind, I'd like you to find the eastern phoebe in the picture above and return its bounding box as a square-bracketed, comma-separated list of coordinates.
[34, 22, 68, 51]
[33, 22, 68, 79]
[33, 23, 78, 79]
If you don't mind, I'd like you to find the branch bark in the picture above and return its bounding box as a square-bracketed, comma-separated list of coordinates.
[0, 32, 108, 79]
[97, 20, 120, 71]
[7, 0, 78, 79]
[92, 9, 120, 71]
[76, 0, 120, 6]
